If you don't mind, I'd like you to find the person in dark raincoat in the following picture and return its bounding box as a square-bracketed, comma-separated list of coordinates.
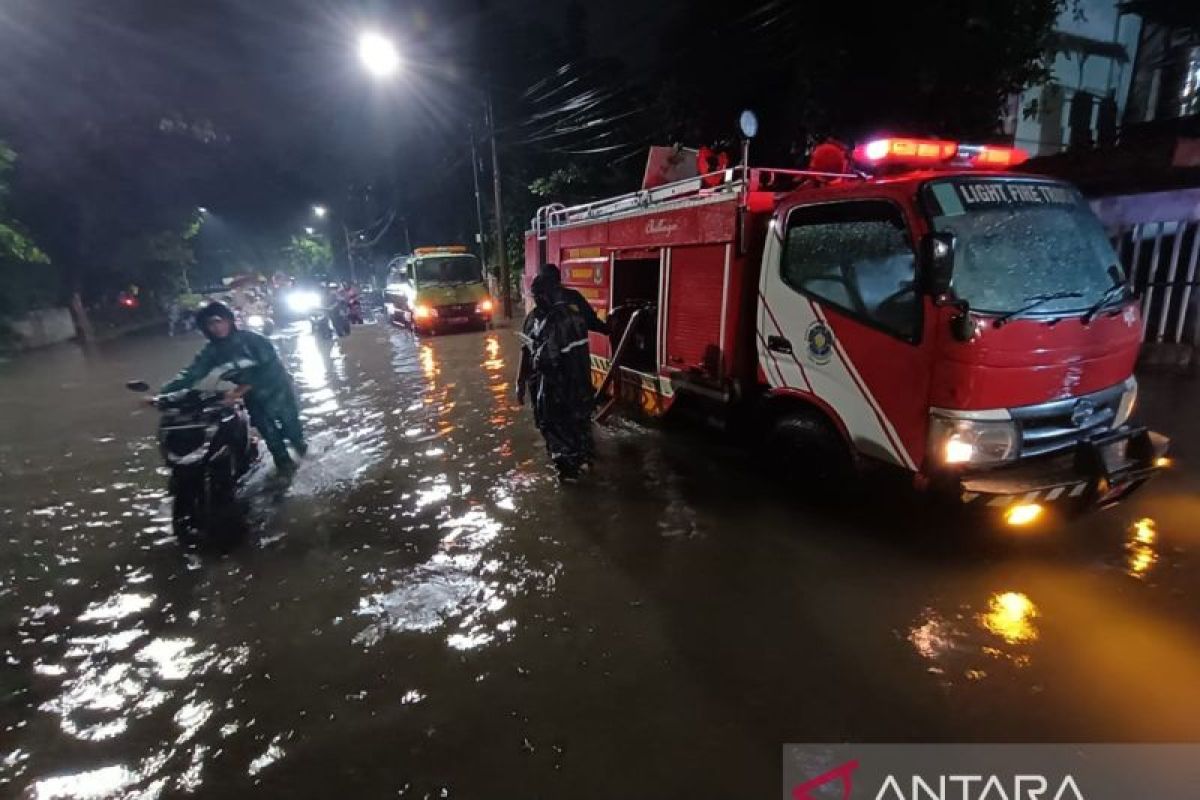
[161, 301, 306, 475]
[516, 274, 595, 481]
[538, 263, 610, 337]
[537, 264, 608, 465]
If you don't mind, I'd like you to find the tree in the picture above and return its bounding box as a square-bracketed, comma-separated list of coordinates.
[110, 218, 200, 296]
[653, 0, 1071, 160]
[0, 141, 55, 320]
[282, 233, 332, 279]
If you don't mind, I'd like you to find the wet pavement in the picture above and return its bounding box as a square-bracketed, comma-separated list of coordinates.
[2, 320, 1199, 799]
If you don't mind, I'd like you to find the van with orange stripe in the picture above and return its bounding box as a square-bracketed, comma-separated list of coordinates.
[525, 138, 1169, 522]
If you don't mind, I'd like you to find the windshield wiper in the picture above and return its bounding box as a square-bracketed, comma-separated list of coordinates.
[992, 291, 1083, 328]
[1082, 280, 1130, 323]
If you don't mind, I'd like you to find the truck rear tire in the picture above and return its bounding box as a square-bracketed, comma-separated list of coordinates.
[764, 412, 854, 490]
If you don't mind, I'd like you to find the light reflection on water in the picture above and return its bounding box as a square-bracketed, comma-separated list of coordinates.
[352, 504, 525, 651]
[3, 325, 551, 797]
[1126, 517, 1158, 579]
[980, 591, 1040, 645]
[907, 589, 1041, 685]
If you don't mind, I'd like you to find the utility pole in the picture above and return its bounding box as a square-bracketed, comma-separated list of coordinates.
[487, 94, 512, 319]
[468, 124, 487, 267]
[342, 224, 356, 284]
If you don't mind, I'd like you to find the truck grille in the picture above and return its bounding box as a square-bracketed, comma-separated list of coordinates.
[1010, 382, 1126, 458]
[436, 302, 478, 317]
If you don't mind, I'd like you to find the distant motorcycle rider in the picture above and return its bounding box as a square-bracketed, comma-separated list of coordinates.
[161, 301, 306, 475]
[516, 273, 595, 481]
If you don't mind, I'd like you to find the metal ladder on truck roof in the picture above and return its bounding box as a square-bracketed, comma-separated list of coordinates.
[530, 166, 863, 233]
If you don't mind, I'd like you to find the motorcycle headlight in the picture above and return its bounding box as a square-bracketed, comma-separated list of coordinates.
[286, 290, 320, 313]
[1113, 377, 1137, 428]
[928, 413, 1018, 467]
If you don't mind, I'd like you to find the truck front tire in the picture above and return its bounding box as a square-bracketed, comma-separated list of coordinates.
[764, 412, 854, 489]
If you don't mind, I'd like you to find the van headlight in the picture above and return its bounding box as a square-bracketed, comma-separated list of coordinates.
[928, 413, 1018, 466]
[1113, 377, 1137, 428]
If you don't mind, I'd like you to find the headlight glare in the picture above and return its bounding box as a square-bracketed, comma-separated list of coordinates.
[286, 290, 320, 313]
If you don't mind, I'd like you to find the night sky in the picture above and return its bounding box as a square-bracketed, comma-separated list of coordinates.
[0, 0, 1060, 288]
[0, 0, 667, 270]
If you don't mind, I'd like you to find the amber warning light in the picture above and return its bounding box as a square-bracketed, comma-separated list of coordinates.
[413, 245, 468, 255]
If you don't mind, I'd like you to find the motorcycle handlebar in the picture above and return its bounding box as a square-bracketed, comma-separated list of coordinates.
[147, 387, 250, 410]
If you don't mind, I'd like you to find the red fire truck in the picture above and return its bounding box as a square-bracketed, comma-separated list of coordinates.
[524, 137, 1169, 523]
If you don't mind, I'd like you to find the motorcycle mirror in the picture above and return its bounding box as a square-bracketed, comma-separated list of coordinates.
[125, 380, 151, 392]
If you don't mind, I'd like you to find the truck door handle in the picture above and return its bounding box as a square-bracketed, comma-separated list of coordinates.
[766, 335, 793, 355]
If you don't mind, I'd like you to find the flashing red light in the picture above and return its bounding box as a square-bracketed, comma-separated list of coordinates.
[854, 137, 957, 164]
[973, 145, 1029, 167]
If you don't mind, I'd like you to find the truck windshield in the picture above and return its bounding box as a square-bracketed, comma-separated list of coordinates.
[923, 178, 1122, 316]
[414, 256, 482, 285]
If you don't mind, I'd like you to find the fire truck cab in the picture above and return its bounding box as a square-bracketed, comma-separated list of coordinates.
[524, 137, 1169, 521]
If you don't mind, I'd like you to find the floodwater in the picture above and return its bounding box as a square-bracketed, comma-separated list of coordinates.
[1, 321, 1199, 799]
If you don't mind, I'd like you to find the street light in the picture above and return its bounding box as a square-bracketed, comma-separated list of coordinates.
[197, 206, 208, 215]
[358, 31, 401, 79]
[305, 226, 316, 235]
[312, 204, 327, 219]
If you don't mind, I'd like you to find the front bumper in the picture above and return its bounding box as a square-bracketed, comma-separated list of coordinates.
[422, 304, 490, 330]
[950, 426, 1169, 511]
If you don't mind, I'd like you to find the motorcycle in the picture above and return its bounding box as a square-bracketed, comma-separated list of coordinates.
[127, 380, 259, 542]
[311, 300, 351, 340]
[239, 309, 275, 336]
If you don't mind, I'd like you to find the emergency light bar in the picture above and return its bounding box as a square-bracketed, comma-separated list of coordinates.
[960, 144, 1030, 167]
[852, 137, 1028, 170]
[413, 245, 469, 255]
[855, 137, 957, 163]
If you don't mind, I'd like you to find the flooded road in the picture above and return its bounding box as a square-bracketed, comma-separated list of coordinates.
[2, 321, 1199, 798]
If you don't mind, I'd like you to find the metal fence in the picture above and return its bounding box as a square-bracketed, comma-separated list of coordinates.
[1115, 221, 1200, 344]
[1092, 188, 1200, 366]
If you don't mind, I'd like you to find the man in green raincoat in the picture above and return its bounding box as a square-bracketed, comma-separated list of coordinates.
[161, 301, 306, 474]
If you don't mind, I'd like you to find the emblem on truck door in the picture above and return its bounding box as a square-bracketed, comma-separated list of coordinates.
[805, 321, 834, 365]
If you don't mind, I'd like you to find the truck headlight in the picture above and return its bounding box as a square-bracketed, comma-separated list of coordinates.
[928, 414, 1018, 466]
[1113, 377, 1137, 428]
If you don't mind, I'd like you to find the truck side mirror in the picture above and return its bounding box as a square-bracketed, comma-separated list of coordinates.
[922, 232, 956, 295]
[950, 306, 977, 343]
